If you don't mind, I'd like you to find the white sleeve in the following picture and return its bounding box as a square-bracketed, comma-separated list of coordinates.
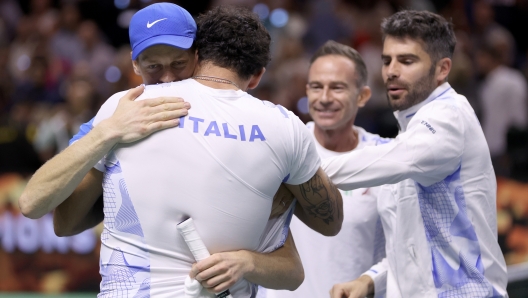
[255, 201, 296, 253]
[283, 112, 321, 185]
[362, 258, 388, 298]
[92, 90, 128, 172]
[322, 101, 464, 190]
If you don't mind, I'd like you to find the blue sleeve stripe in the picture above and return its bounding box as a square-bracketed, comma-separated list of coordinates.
[276, 105, 289, 118]
[69, 118, 95, 146]
[282, 173, 290, 183]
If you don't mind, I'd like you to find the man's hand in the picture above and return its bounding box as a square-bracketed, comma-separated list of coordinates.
[270, 184, 295, 219]
[101, 85, 191, 143]
[330, 275, 374, 298]
[190, 251, 253, 293]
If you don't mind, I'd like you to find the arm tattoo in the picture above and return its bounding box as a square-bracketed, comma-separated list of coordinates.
[297, 172, 340, 225]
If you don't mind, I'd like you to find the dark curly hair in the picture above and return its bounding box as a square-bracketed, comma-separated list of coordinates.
[381, 10, 456, 63]
[195, 6, 271, 80]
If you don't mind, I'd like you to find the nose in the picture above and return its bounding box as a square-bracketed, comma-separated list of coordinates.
[385, 61, 399, 81]
[159, 69, 177, 83]
[319, 86, 333, 105]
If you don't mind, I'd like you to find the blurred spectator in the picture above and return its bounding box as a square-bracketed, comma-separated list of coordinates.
[0, 45, 13, 112]
[0, 0, 23, 41]
[472, 0, 516, 66]
[475, 36, 527, 174]
[11, 54, 62, 105]
[77, 20, 115, 97]
[303, 0, 351, 54]
[28, 0, 58, 39]
[49, 2, 83, 69]
[8, 16, 40, 81]
[0, 101, 41, 175]
[448, 30, 479, 114]
[340, 0, 393, 108]
[33, 78, 95, 161]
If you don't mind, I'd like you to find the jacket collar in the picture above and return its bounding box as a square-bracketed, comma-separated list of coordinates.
[393, 82, 452, 132]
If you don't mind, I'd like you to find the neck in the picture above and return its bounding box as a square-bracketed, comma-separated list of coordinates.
[192, 62, 247, 90]
[313, 120, 358, 152]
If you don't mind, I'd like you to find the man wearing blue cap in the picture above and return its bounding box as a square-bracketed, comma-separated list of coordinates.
[128, 2, 197, 85]
[21, 2, 198, 223]
[20, 2, 327, 295]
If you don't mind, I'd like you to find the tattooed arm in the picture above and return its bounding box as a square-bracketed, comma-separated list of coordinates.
[284, 167, 343, 236]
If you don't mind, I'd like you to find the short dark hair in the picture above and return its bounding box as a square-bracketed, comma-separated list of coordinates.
[310, 40, 368, 88]
[195, 6, 271, 80]
[381, 10, 456, 63]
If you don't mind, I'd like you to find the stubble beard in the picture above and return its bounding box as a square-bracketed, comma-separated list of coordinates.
[386, 66, 437, 112]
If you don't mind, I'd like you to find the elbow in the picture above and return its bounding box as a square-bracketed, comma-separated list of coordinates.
[326, 191, 344, 236]
[54, 225, 75, 237]
[331, 221, 343, 237]
[288, 267, 304, 291]
[53, 214, 77, 237]
[323, 220, 343, 237]
[18, 194, 41, 219]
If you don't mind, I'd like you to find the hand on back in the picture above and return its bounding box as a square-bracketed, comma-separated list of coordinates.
[189, 251, 252, 294]
[102, 85, 191, 143]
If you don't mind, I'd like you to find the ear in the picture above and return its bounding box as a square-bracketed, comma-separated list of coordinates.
[436, 57, 451, 83]
[356, 85, 372, 108]
[131, 55, 141, 76]
[247, 68, 266, 90]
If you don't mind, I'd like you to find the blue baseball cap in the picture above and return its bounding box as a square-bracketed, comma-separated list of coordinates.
[129, 3, 196, 60]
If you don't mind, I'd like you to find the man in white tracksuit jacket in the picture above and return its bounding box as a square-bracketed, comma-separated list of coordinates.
[328, 10, 508, 298]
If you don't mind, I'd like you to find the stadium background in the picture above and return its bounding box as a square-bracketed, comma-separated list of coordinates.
[1, 0, 528, 297]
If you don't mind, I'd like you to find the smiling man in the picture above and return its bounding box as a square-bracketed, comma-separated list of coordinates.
[326, 10, 508, 298]
[265, 40, 387, 298]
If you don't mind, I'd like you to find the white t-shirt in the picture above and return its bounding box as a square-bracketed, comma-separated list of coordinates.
[265, 124, 388, 298]
[92, 79, 321, 298]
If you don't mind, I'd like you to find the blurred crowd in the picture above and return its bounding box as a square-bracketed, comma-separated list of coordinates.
[1, 0, 528, 179]
[1, 0, 528, 293]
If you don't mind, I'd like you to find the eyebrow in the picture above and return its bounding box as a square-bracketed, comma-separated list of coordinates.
[381, 54, 420, 60]
[308, 80, 349, 86]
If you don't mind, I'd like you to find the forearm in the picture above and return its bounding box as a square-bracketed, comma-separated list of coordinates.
[293, 201, 329, 235]
[322, 141, 411, 191]
[359, 275, 375, 295]
[244, 233, 303, 290]
[54, 194, 104, 237]
[286, 168, 343, 236]
[362, 257, 388, 297]
[20, 121, 119, 218]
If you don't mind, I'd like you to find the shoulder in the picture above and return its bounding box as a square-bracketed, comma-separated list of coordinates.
[93, 90, 129, 125]
[418, 90, 465, 118]
[141, 80, 190, 98]
[356, 126, 392, 146]
[256, 99, 299, 122]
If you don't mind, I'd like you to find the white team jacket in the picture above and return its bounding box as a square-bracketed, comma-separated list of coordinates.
[322, 83, 508, 297]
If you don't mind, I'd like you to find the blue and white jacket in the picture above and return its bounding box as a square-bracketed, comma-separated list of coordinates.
[323, 83, 508, 298]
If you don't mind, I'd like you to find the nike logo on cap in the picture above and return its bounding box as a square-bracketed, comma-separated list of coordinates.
[147, 18, 167, 28]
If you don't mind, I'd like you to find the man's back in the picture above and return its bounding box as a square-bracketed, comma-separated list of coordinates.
[92, 79, 320, 297]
